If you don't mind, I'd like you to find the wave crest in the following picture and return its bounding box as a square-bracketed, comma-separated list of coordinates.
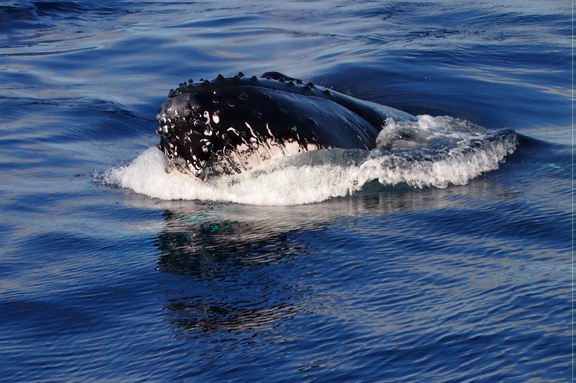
[100, 115, 517, 205]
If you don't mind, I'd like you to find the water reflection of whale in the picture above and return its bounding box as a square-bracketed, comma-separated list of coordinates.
[148, 187, 491, 335]
[155, 206, 317, 334]
[154, 188, 451, 276]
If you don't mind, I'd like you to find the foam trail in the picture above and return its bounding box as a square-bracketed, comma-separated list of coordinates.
[100, 115, 517, 205]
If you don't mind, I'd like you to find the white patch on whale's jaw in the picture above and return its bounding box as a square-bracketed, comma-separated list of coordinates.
[199, 139, 319, 181]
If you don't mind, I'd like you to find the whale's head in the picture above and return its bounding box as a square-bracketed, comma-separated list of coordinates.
[156, 72, 387, 180]
[156, 73, 325, 179]
[156, 88, 223, 179]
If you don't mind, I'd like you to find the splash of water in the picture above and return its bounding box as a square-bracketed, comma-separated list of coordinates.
[100, 115, 517, 205]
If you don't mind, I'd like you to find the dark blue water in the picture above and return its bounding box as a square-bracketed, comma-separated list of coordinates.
[0, 1, 571, 382]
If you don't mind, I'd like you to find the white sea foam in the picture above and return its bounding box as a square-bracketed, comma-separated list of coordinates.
[100, 115, 517, 205]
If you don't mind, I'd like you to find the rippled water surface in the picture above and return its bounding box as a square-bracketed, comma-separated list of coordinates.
[0, 1, 571, 382]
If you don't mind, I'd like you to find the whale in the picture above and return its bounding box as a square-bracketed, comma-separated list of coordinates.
[156, 72, 416, 180]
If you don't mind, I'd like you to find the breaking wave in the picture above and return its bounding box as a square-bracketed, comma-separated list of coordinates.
[100, 115, 517, 205]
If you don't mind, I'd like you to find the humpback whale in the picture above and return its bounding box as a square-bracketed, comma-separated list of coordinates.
[156, 72, 416, 179]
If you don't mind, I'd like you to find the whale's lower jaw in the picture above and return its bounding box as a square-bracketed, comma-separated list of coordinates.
[160, 132, 318, 180]
[156, 72, 415, 179]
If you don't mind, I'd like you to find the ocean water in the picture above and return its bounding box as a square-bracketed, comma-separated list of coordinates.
[0, 1, 572, 382]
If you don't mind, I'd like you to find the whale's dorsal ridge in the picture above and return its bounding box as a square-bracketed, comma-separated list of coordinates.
[260, 72, 299, 82]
